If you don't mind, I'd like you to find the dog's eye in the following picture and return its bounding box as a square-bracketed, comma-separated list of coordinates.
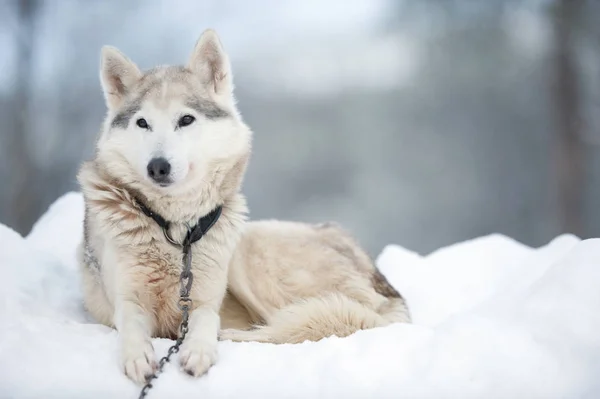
[136, 118, 149, 129]
[178, 115, 195, 128]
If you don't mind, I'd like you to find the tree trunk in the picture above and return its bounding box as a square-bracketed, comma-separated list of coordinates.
[553, 0, 584, 236]
[7, 0, 38, 234]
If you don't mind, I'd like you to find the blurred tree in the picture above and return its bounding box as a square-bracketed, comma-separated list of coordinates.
[7, 0, 38, 234]
[551, 0, 584, 235]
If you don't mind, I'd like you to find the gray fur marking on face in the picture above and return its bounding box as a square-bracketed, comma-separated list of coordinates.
[109, 65, 228, 129]
[111, 102, 141, 129]
[185, 97, 229, 119]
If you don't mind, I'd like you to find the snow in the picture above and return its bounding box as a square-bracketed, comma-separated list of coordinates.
[1, 192, 600, 399]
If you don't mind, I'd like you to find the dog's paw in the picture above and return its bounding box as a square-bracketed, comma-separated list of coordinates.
[179, 341, 217, 377]
[121, 338, 157, 384]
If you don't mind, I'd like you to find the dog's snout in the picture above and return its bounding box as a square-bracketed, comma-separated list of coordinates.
[147, 157, 171, 184]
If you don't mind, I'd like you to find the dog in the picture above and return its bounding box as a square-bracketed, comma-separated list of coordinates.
[77, 28, 410, 385]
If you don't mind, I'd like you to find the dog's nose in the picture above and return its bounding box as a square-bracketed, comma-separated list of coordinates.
[147, 157, 171, 184]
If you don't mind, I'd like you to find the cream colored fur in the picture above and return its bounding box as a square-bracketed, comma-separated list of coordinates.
[77, 29, 410, 386]
[78, 29, 251, 384]
[219, 221, 410, 344]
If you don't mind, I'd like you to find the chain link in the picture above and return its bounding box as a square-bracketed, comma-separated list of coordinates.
[180, 248, 194, 299]
[138, 303, 190, 399]
[134, 205, 221, 399]
[138, 228, 195, 399]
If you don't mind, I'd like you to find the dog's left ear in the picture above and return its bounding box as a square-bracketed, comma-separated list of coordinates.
[188, 29, 233, 97]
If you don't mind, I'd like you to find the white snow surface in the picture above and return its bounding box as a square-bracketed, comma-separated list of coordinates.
[1, 192, 600, 399]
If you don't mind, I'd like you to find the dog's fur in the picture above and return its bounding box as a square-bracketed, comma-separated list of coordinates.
[77, 29, 410, 385]
[219, 220, 410, 344]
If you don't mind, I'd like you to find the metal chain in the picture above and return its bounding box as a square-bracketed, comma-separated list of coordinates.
[138, 303, 190, 399]
[138, 231, 194, 399]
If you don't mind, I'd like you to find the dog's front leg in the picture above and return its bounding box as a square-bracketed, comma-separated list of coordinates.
[115, 296, 157, 384]
[179, 303, 221, 377]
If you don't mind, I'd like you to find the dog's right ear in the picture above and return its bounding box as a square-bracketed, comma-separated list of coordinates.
[99, 46, 142, 110]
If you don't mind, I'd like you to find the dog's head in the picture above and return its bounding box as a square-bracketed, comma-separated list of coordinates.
[94, 29, 251, 204]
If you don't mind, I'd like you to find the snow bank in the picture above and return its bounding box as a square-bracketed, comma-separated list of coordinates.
[1, 192, 599, 399]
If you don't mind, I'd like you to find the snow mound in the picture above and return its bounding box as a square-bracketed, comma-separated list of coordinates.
[1, 192, 599, 399]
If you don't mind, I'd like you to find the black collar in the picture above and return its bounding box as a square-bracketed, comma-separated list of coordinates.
[135, 197, 223, 247]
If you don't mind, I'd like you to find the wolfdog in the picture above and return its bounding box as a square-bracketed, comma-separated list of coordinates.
[77, 29, 410, 384]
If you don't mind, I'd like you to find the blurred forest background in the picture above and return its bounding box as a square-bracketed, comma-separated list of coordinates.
[1, 0, 599, 255]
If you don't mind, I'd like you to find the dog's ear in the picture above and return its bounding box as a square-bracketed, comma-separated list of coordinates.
[100, 46, 142, 110]
[188, 29, 233, 97]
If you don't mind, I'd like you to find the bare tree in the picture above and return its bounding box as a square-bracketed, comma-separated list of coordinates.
[7, 0, 38, 234]
[552, 0, 584, 235]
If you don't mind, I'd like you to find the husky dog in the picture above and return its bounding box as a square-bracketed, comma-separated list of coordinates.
[77, 29, 410, 385]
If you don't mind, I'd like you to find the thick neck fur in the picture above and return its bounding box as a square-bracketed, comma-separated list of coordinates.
[77, 154, 249, 246]
[84, 150, 248, 223]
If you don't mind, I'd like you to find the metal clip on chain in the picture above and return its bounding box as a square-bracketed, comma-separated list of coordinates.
[133, 201, 221, 399]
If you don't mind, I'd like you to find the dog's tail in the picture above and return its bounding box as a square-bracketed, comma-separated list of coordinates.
[218, 293, 410, 344]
